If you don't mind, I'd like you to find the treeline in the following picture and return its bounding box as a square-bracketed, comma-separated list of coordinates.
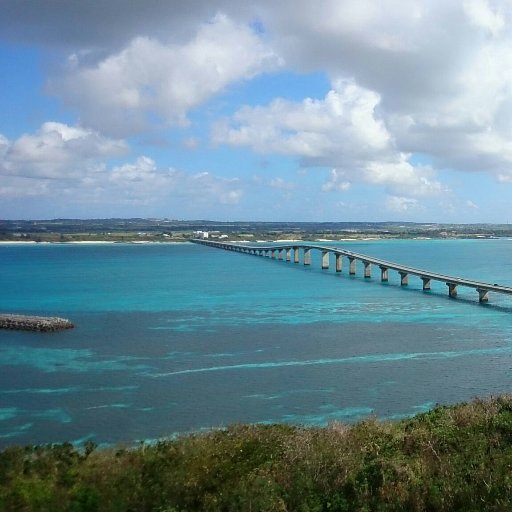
[2, 396, 512, 511]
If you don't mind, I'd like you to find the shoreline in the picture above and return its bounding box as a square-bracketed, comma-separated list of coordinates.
[0, 237, 508, 246]
[0, 240, 192, 245]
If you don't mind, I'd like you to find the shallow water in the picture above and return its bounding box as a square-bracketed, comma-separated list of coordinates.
[0, 240, 511, 447]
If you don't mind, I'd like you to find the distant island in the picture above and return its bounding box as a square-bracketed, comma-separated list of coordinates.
[1, 218, 511, 243]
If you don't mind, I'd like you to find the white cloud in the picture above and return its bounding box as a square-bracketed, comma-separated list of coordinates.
[213, 79, 390, 162]
[0, 122, 245, 215]
[270, 177, 296, 190]
[214, 79, 446, 198]
[219, 189, 243, 205]
[51, 14, 281, 136]
[0, 123, 127, 180]
[4, 1, 512, 220]
[0, 150, 245, 216]
[257, 1, 512, 185]
[107, 157, 244, 207]
[321, 170, 351, 192]
[363, 156, 445, 197]
[385, 196, 421, 213]
[464, 0, 505, 36]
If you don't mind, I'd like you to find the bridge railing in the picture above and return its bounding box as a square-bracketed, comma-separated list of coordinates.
[192, 239, 512, 304]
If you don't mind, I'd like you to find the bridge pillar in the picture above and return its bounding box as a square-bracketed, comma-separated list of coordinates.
[421, 277, 431, 291]
[304, 247, 311, 265]
[477, 288, 489, 303]
[348, 257, 356, 275]
[264, 250, 269, 257]
[321, 250, 329, 270]
[364, 261, 371, 278]
[447, 283, 458, 298]
[335, 254, 342, 272]
[380, 267, 388, 282]
[399, 272, 409, 286]
[293, 247, 299, 264]
[286, 249, 291, 262]
[278, 249, 283, 260]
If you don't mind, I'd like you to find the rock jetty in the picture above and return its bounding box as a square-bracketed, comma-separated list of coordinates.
[0, 314, 74, 332]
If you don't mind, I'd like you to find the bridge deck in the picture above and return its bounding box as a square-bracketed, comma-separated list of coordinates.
[193, 240, 512, 298]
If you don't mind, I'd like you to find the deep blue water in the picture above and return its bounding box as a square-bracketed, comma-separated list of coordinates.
[1, 239, 512, 447]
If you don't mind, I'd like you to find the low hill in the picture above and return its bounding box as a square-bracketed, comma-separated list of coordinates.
[2, 395, 512, 511]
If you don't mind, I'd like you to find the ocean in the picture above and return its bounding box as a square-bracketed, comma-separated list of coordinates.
[1, 239, 512, 448]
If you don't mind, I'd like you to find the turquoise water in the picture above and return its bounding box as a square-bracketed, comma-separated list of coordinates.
[0, 239, 512, 447]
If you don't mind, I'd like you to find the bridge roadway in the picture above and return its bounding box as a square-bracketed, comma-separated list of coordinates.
[193, 239, 512, 304]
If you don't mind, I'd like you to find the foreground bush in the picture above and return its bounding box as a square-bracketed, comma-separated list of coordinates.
[2, 396, 512, 511]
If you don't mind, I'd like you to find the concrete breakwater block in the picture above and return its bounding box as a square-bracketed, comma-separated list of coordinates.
[0, 314, 74, 332]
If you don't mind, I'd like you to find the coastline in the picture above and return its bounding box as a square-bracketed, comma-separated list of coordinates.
[0, 240, 192, 245]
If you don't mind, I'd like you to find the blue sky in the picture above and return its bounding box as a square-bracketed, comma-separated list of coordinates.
[1, 0, 512, 222]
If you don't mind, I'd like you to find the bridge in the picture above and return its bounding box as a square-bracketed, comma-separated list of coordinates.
[192, 239, 512, 304]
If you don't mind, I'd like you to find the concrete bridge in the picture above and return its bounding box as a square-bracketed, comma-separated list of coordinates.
[192, 239, 512, 304]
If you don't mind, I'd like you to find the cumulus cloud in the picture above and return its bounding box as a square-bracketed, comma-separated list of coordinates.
[385, 196, 421, 213]
[108, 157, 243, 206]
[0, 123, 244, 216]
[463, 0, 505, 36]
[213, 79, 390, 161]
[278, 1, 512, 182]
[0, 122, 127, 179]
[4, 1, 512, 219]
[269, 177, 296, 190]
[214, 79, 446, 197]
[321, 170, 351, 192]
[0, 151, 245, 217]
[50, 14, 281, 136]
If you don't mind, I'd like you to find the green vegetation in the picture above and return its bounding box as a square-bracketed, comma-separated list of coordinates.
[2, 218, 512, 242]
[2, 396, 512, 511]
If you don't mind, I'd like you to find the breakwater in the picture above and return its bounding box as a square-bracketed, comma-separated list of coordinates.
[0, 314, 74, 332]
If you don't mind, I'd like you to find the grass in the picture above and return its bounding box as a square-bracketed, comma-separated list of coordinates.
[2, 395, 512, 511]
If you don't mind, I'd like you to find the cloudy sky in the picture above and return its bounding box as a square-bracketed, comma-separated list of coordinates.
[1, 0, 512, 222]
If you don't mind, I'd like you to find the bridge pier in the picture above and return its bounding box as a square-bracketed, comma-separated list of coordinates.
[193, 240, 512, 307]
[477, 288, 489, 302]
[304, 247, 311, 266]
[447, 282, 458, 298]
[322, 250, 329, 270]
[335, 254, 342, 272]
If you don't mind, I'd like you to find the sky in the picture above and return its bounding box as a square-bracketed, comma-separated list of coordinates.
[1, 0, 512, 222]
